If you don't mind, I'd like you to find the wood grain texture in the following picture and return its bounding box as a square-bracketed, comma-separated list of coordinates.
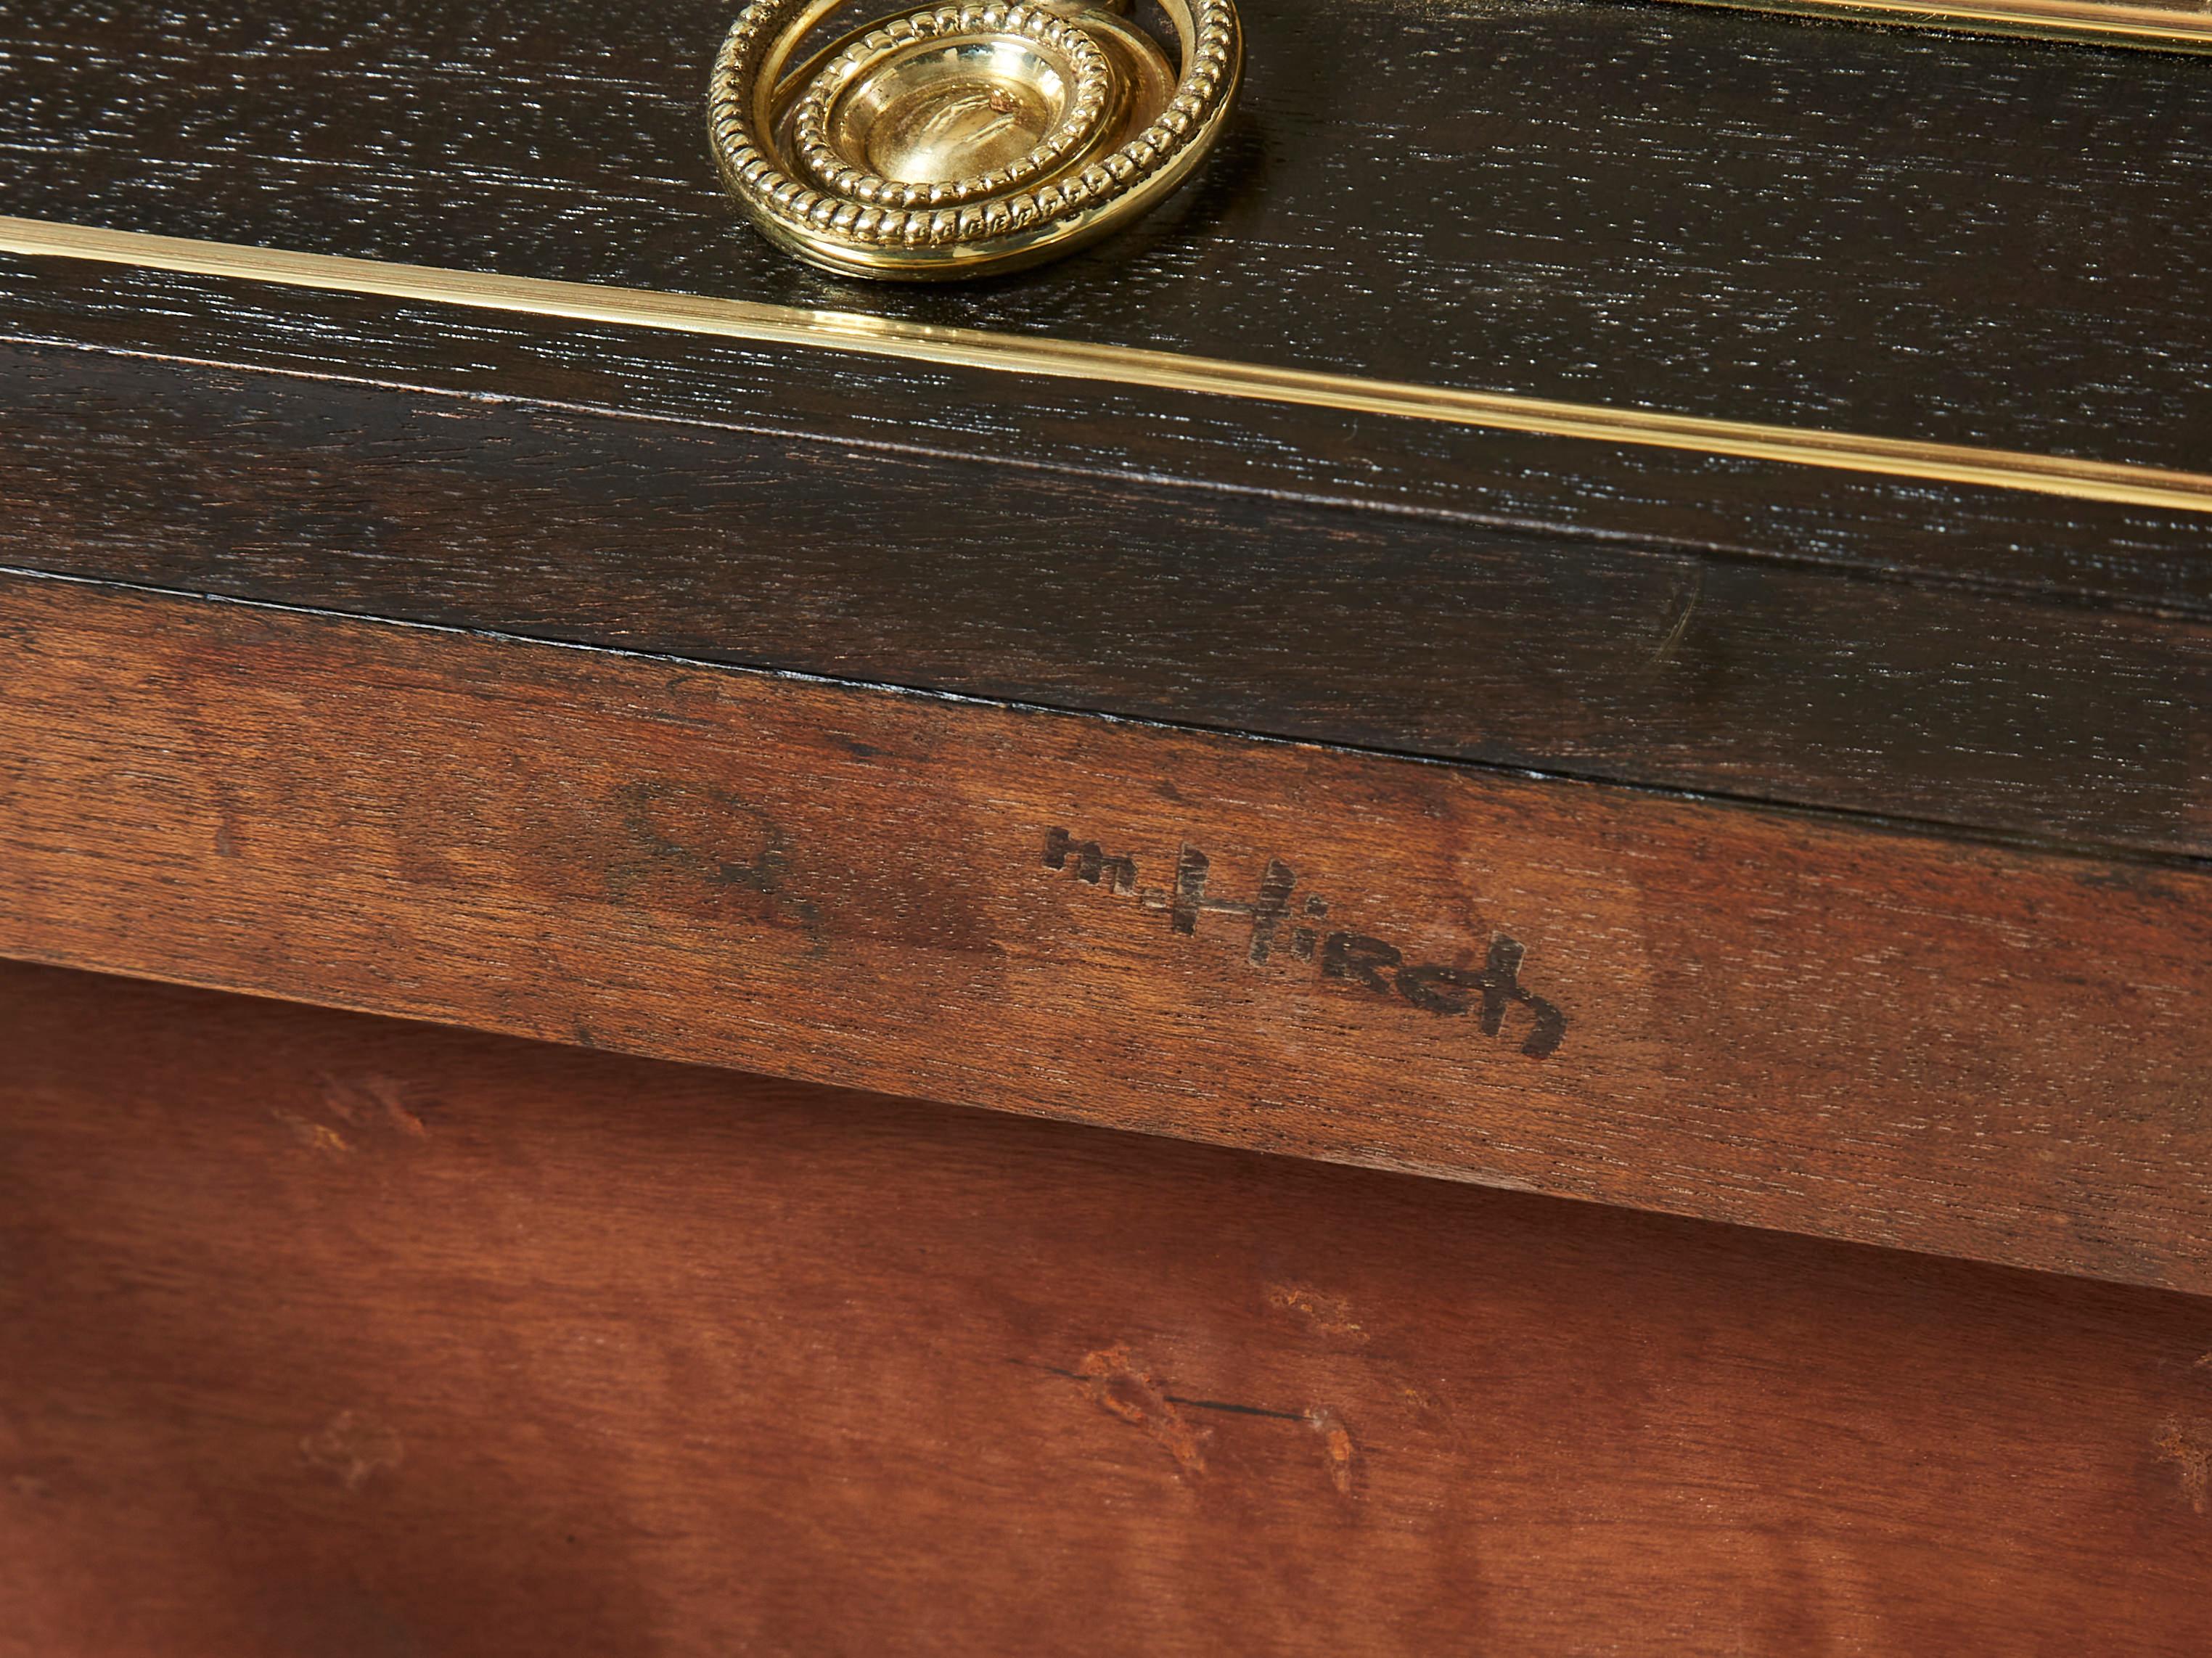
[7, 344, 2209, 861]
[2, 570, 2208, 1292]
[1, 0, 2205, 464]
[1, 0, 2211, 607]
[4, 0, 2208, 878]
[4, 959, 2212, 1657]
[12, 260, 2212, 618]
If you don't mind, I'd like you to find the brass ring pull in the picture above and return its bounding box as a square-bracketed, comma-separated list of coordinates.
[709, 0, 1243, 280]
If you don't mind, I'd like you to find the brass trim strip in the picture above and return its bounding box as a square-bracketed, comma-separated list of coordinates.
[1663, 0, 2212, 53]
[4, 214, 2211, 514]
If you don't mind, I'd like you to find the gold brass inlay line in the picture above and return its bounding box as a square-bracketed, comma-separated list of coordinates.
[4, 215, 2211, 514]
[1662, 0, 2212, 54]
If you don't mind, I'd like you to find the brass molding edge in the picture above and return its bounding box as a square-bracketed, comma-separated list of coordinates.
[3, 215, 2210, 514]
[1659, 0, 2212, 53]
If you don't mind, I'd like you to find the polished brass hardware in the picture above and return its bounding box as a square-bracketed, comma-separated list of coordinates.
[7, 215, 2212, 515]
[708, 0, 1241, 280]
[1660, 0, 2212, 54]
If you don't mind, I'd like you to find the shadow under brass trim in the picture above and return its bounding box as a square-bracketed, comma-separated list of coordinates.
[3, 215, 2210, 514]
[1660, 0, 2212, 54]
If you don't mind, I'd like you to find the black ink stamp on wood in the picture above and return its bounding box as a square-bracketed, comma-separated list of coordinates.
[1041, 826, 1136, 895]
[1041, 828, 1568, 1058]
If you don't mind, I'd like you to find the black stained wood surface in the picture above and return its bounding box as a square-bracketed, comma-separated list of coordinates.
[0, 0, 2205, 466]
[5, 342, 2208, 863]
[0, 0, 2209, 604]
[9, 261, 2211, 621]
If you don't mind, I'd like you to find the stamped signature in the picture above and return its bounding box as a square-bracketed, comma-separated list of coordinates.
[1042, 828, 1566, 1058]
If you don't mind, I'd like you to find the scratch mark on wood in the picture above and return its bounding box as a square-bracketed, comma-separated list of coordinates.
[1306, 1408, 1359, 1498]
[300, 1410, 403, 1492]
[1633, 562, 1705, 686]
[1075, 1345, 1208, 1477]
[271, 1110, 351, 1157]
[1266, 1282, 1369, 1347]
[2154, 1419, 2211, 1514]
[1015, 1358, 1304, 1422]
[318, 1074, 428, 1138]
[210, 781, 248, 860]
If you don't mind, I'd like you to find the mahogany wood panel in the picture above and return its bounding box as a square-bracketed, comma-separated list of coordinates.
[4, 345, 2210, 861]
[4, 959, 2212, 1656]
[1, 572, 2208, 1292]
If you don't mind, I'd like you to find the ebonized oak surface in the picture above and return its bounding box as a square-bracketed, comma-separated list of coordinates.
[1, 0, 2210, 609]
[5, 959, 2212, 1655]
[1, 0, 2206, 469]
[12, 260, 2211, 615]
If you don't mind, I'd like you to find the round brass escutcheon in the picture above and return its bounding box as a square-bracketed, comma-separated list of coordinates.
[709, 0, 1242, 279]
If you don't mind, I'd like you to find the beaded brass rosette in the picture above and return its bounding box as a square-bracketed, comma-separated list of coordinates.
[708, 0, 1242, 279]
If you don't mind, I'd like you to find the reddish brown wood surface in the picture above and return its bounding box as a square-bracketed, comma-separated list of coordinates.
[2, 960, 2211, 1655]
[1, 572, 2208, 1292]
